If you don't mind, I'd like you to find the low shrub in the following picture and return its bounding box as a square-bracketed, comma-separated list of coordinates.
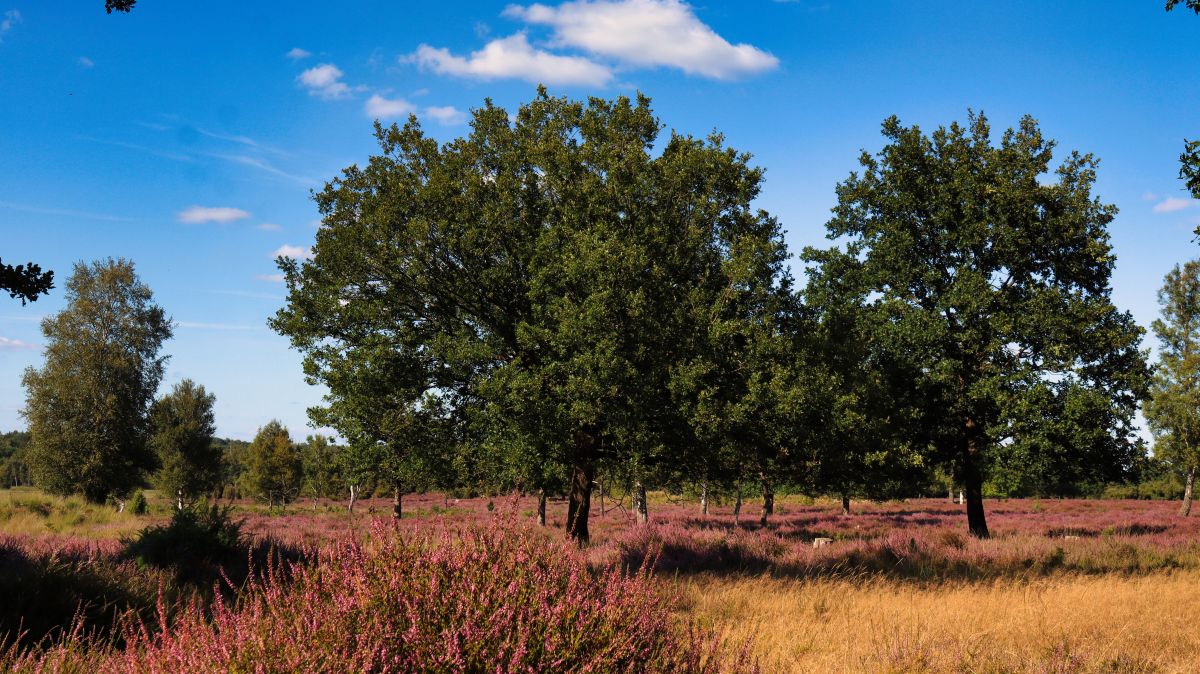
[0, 539, 166, 650]
[129, 491, 148, 516]
[6, 518, 756, 673]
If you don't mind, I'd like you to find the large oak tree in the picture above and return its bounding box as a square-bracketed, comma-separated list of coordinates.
[271, 89, 788, 542]
[804, 113, 1147, 537]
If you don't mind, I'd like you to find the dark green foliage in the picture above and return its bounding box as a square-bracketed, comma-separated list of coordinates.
[803, 112, 1148, 536]
[149, 379, 220, 509]
[0, 431, 31, 487]
[271, 89, 790, 541]
[0, 541, 164, 651]
[22, 259, 173, 504]
[243, 421, 302, 507]
[122, 504, 244, 583]
[1145, 261, 1200, 492]
[299, 435, 342, 499]
[121, 504, 306, 593]
[0, 258, 53, 305]
[129, 489, 148, 515]
[105, 0, 135, 13]
[1166, 0, 1200, 13]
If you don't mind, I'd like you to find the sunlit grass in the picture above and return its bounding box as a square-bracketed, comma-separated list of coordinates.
[0, 487, 151, 539]
[677, 571, 1200, 673]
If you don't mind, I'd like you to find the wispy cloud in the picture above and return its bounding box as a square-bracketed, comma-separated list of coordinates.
[0, 314, 43, 323]
[286, 47, 312, 60]
[79, 136, 194, 163]
[196, 128, 288, 156]
[177, 205, 251, 224]
[78, 56, 94, 69]
[0, 200, 133, 222]
[272, 244, 314, 260]
[1153, 197, 1199, 214]
[410, 33, 612, 86]
[365, 94, 416, 120]
[255, 273, 286, 283]
[297, 63, 351, 99]
[0, 336, 36, 350]
[505, 0, 779, 80]
[0, 9, 20, 40]
[177, 321, 260, 331]
[212, 289, 284, 301]
[205, 153, 316, 186]
[256, 223, 282, 231]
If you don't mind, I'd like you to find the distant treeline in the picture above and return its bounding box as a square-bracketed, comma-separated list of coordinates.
[0, 427, 1189, 506]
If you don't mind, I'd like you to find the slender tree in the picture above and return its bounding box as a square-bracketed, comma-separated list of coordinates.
[1146, 260, 1200, 515]
[149, 379, 220, 510]
[244, 420, 302, 508]
[22, 259, 172, 504]
[804, 113, 1148, 537]
[299, 435, 342, 500]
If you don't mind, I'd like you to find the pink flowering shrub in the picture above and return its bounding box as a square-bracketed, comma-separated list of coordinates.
[4, 517, 755, 674]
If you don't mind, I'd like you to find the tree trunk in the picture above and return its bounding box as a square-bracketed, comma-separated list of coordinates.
[537, 488, 547, 527]
[598, 478, 604, 518]
[176, 489, 184, 512]
[566, 431, 597, 544]
[962, 434, 989, 538]
[392, 483, 402, 519]
[701, 483, 709, 516]
[733, 482, 742, 527]
[634, 481, 648, 525]
[1181, 466, 1196, 517]
[348, 484, 358, 513]
[841, 494, 851, 516]
[948, 486, 954, 503]
[759, 473, 773, 527]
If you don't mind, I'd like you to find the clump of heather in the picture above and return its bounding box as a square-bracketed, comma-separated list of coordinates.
[0, 536, 168, 650]
[4, 516, 755, 673]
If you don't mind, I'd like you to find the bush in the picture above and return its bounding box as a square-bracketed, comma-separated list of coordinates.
[121, 504, 246, 587]
[8, 519, 756, 673]
[129, 491, 148, 515]
[0, 539, 167, 651]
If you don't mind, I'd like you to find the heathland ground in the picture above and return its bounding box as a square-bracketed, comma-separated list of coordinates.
[3, 489, 1200, 672]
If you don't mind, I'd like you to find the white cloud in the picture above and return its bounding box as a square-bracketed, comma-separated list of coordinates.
[297, 63, 351, 99]
[411, 33, 612, 86]
[255, 273, 286, 283]
[256, 222, 282, 231]
[177, 321, 258, 331]
[205, 153, 316, 186]
[365, 94, 416, 119]
[1153, 197, 1199, 214]
[78, 56, 94, 69]
[0, 9, 20, 39]
[272, 244, 314, 260]
[177, 205, 251, 224]
[424, 105, 468, 126]
[1141, 191, 1159, 202]
[0, 336, 35, 350]
[286, 47, 312, 60]
[504, 0, 778, 79]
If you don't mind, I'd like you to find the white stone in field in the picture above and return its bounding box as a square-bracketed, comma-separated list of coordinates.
[813, 537, 834, 548]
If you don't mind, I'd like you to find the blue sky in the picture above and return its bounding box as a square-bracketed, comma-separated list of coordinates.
[1, 1, 1198, 440]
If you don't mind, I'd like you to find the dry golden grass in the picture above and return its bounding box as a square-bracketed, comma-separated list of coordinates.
[676, 571, 1200, 673]
[0, 487, 150, 539]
